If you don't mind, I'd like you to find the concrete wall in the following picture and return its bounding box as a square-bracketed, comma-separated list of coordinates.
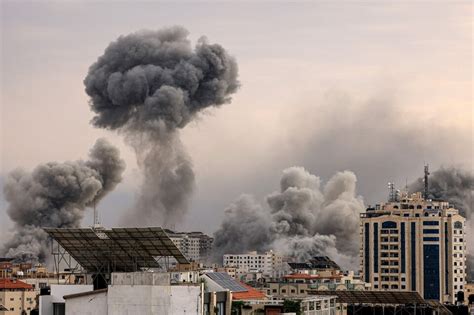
[107, 285, 202, 315]
[111, 272, 170, 286]
[39, 285, 93, 315]
[65, 291, 107, 315]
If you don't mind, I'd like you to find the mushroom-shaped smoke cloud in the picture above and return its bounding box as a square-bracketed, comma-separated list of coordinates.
[84, 26, 239, 227]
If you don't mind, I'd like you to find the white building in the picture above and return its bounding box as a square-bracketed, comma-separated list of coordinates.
[223, 251, 283, 276]
[63, 272, 203, 315]
[39, 284, 93, 315]
[361, 191, 467, 303]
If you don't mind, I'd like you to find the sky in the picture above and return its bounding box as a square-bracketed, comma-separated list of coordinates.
[0, 1, 472, 242]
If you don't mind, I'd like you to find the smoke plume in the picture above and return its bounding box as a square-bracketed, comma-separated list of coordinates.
[84, 26, 239, 227]
[409, 167, 474, 279]
[213, 167, 364, 269]
[1, 139, 125, 262]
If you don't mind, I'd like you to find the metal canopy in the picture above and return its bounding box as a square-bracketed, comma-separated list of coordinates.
[44, 227, 188, 273]
[308, 290, 426, 305]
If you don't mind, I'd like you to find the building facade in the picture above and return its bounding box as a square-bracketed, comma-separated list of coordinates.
[0, 279, 37, 315]
[360, 191, 467, 302]
[223, 251, 283, 277]
[167, 230, 213, 262]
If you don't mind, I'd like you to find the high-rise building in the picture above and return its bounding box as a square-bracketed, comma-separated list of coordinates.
[166, 230, 214, 262]
[360, 190, 467, 302]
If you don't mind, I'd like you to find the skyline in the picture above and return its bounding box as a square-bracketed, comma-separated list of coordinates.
[1, 1, 472, 246]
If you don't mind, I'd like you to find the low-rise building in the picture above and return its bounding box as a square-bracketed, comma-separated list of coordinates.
[0, 279, 37, 315]
[265, 273, 369, 298]
[64, 272, 203, 315]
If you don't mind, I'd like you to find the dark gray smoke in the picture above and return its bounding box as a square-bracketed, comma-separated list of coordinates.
[409, 167, 474, 279]
[84, 26, 239, 227]
[1, 139, 125, 262]
[213, 167, 364, 269]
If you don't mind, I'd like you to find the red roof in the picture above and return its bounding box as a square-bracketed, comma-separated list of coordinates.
[0, 279, 33, 290]
[232, 282, 266, 300]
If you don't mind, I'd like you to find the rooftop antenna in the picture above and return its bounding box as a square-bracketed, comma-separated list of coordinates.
[93, 200, 101, 229]
[423, 164, 430, 200]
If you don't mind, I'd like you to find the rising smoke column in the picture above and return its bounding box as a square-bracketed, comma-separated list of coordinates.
[213, 167, 365, 269]
[84, 26, 239, 227]
[1, 139, 125, 262]
[409, 167, 474, 279]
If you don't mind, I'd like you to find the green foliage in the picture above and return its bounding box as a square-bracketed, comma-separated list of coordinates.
[231, 301, 244, 315]
[283, 299, 302, 315]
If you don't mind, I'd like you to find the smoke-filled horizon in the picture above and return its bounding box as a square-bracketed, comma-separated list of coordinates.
[0, 139, 125, 262]
[213, 165, 474, 272]
[84, 26, 239, 228]
[213, 167, 365, 270]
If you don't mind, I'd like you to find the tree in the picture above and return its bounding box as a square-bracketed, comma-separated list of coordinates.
[283, 299, 301, 315]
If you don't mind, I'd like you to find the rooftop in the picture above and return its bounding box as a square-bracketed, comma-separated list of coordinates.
[0, 278, 33, 290]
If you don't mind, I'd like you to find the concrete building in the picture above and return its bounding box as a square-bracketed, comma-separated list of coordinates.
[223, 251, 283, 277]
[360, 191, 467, 302]
[166, 230, 213, 262]
[0, 279, 36, 315]
[64, 272, 203, 315]
[234, 296, 337, 315]
[265, 272, 369, 298]
[39, 284, 93, 315]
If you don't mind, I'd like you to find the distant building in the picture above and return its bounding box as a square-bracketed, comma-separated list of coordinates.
[360, 190, 467, 303]
[0, 278, 37, 315]
[288, 256, 341, 275]
[223, 251, 283, 277]
[166, 230, 213, 262]
[264, 272, 369, 298]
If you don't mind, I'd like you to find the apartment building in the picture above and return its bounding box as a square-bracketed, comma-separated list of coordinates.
[223, 251, 283, 276]
[166, 230, 213, 262]
[0, 279, 36, 315]
[360, 191, 467, 303]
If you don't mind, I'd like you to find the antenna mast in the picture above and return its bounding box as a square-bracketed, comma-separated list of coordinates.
[423, 164, 430, 200]
[93, 201, 100, 228]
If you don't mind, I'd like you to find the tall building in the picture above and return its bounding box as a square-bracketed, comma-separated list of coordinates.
[360, 189, 467, 302]
[166, 230, 214, 262]
[223, 251, 283, 276]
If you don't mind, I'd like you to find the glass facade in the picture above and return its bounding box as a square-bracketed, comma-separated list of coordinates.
[401, 222, 405, 273]
[411, 222, 416, 291]
[374, 223, 378, 273]
[365, 223, 370, 283]
[445, 222, 449, 294]
[382, 221, 397, 229]
[423, 244, 440, 300]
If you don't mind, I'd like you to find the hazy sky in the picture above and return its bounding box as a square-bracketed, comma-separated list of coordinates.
[1, 1, 472, 241]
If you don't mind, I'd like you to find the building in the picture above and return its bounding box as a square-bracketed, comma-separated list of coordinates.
[0, 278, 37, 315]
[39, 284, 93, 315]
[223, 251, 283, 277]
[166, 230, 214, 262]
[310, 290, 448, 315]
[64, 272, 203, 315]
[360, 189, 467, 302]
[265, 272, 369, 298]
[233, 296, 337, 315]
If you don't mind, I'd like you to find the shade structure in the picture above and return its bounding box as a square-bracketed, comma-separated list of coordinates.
[44, 227, 189, 273]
